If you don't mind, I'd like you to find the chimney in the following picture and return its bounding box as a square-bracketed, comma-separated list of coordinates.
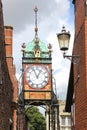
[4, 25, 13, 57]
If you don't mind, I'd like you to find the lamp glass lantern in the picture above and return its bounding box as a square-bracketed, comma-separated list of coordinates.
[57, 26, 80, 66]
[57, 26, 71, 52]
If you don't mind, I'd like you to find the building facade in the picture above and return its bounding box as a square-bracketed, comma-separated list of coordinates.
[4, 25, 18, 130]
[0, 1, 16, 130]
[59, 100, 71, 130]
[0, 0, 18, 129]
[65, 0, 87, 130]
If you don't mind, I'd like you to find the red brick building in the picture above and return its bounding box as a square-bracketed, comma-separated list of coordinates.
[4, 26, 18, 130]
[0, 0, 18, 130]
[65, 0, 87, 130]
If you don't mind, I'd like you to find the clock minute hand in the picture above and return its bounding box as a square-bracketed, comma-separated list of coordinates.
[37, 69, 42, 78]
[32, 68, 38, 78]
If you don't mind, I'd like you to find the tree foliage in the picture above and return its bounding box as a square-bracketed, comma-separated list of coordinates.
[25, 106, 46, 130]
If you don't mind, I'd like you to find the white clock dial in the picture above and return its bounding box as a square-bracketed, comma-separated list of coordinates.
[25, 65, 49, 88]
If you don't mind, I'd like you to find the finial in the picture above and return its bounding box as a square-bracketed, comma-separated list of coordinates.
[34, 6, 38, 12]
[48, 43, 52, 50]
[21, 43, 26, 54]
[34, 6, 38, 37]
[48, 43, 52, 57]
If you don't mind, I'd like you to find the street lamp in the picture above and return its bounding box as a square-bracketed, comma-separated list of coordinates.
[57, 26, 70, 51]
[57, 26, 80, 64]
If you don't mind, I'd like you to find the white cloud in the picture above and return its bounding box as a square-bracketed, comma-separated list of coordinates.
[53, 60, 71, 99]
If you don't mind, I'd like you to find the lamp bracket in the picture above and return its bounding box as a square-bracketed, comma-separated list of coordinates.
[63, 53, 80, 65]
[63, 53, 80, 79]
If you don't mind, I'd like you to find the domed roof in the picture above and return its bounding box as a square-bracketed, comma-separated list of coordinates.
[26, 39, 48, 52]
[24, 37, 50, 58]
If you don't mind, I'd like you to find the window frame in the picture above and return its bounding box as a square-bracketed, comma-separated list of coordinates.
[61, 116, 66, 126]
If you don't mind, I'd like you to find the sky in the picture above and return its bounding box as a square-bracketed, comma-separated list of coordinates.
[2, 0, 74, 100]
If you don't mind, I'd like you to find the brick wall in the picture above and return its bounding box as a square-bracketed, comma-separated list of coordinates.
[73, 0, 87, 129]
[75, 0, 85, 36]
[0, 1, 18, 130]
[4, 26, 18, 130]
[0, 0, 14, 130]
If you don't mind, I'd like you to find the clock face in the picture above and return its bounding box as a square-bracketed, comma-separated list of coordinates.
[25, 65, 49, 89]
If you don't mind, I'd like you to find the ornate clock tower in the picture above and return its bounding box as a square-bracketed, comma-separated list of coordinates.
[21, 6, 53, 106]
[18, 6, 59, 130]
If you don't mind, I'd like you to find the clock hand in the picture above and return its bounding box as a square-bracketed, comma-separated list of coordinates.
[32, 68, 38, 78]
[37, 69, 43, 78]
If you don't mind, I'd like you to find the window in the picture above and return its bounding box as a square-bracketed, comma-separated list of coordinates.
[68, 117, 71, 126]
[61, 116, 66, 126]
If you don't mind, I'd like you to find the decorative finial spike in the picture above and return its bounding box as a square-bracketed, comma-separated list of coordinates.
[62, 26, 66, 32]
[34, 6, 38, 12]
[34, 6, 38, 37]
